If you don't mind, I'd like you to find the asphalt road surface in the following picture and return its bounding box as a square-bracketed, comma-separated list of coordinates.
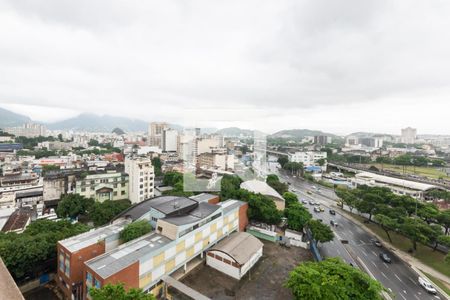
[271, 166, 444, 300]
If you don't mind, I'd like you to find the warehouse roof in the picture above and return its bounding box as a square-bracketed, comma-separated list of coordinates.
[355, 172, 438, 191]
[208, 232, 263, 265]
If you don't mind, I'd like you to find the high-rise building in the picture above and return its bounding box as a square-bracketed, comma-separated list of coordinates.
[401, 127, 417, 144]
[314, 135, 331, 146]
[162, 129, 178, 152]
[4, 123, 46, 138]
[148, 122, 168, 148]
[125, 156, 155, 203]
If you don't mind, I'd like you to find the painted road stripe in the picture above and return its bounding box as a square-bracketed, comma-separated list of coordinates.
[381, 272, 388, 279]
[394, 274, 403, 283]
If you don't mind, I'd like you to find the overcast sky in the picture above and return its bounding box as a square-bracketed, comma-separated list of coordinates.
[1, 0, 450, 135]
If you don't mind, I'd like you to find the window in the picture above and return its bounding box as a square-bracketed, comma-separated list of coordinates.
[121, 183, 125, 187]
[81, 187, 86, 192]
[113, 191, 118, 196]
[121, 191, 126, 195]
[94, 278, 101, 289]
[151, 217, 158, 222]
[113, 184, 117, 188]
[86, 272, 92, 284]
[59, 253, 65, 272]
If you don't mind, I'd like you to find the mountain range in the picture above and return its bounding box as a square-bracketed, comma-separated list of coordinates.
[0, 107, 32, 128]
[0, 106, 341, 138]
[271, 129, 338, 139]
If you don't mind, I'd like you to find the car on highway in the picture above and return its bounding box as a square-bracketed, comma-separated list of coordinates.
[329, 209, 336, 215]
[379, 253, 391, 263]
[319, 206, 324, 212]
[313, 206, 321, 212]
[302, 199, 308, 204]
[309, 200, 314, 205]
[418, 277, 437, 294]
[371, 239, 382, 247]
[312, 185, 317, 190]
[307, 191, 312, 195]
[330, 220, 338, 227]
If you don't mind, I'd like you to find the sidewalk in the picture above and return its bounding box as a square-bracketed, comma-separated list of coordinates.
[336, 205, 450, 286]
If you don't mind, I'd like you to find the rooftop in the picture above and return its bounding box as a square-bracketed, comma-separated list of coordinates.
[85, 232, 171, 279]
[240, 179, 284, 201]
[208, 232, 263, 265]
[59, 219, 130, 252]
[114, 196, 198, 221]
[355, 172, 438, 191]
[162, 202, 220, 226]
[190, 193, 219, 203]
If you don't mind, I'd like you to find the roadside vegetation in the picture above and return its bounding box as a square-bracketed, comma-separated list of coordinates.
[120, 220, 152, 243]
[285, 257, 386, 300]
[336, 186, 450, 277]
[90, 283, 155, 300]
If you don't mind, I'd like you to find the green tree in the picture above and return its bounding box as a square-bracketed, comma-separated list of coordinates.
[151, 157, 162, 177]
[57, 133, 63, 142]
[162, 171, 183, 186]
[56, 194, 95, 219]
[283, 162, 304, 176]
[285, 203, 312, 231]
[316, 158, 326, 166]
[120, 220, 152, 243]
[88, 200, 131, 226]
[374, 214, 398, 243]
[283, 192, 298, 209]
[437, 210, 450, 235]
[417, 203, 439, 224]
[277, 156, 289, 168]
[220, 175, 242, 200]
[0, 220, 89, 279]
[285, 257, 386, 300]
[42, 164, 60, 175]
[90, 283, 155, 300]
[307, 219, 334, 246]
[266, 174, 288, 195]
[399, 218, 433, 251]
[240, 191, 282, 224]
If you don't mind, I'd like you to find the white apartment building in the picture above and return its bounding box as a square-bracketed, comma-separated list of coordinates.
[401, 127, 417, 144]
[125, 156, 155, 204]
[162, 129, 178, 152]
[4, 123, 46, 138]
[289, 151, 327, 167]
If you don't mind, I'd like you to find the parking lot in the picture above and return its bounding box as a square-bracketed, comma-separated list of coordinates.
[171, 239, 313, 300]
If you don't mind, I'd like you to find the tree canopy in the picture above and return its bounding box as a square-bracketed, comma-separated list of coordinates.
[0, 220, 89, 279]
[56, 194, 94, 219]
[120, 220, 152, 243]
[266, 174, 288, 195]
[285, 257, 386, 300]
[285, 203, 312, 231]
[88, 200, 132, 227]
[307, 219, 334, 245]
[90, 283, 155, 300]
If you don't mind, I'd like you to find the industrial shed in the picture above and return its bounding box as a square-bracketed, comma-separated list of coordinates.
[206, 232, 263, 280]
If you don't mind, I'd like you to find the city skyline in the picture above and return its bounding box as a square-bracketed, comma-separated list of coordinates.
[1, 1, 450, 134]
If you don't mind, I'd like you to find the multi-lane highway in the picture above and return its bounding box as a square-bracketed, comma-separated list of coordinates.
[270, 164, 445, 300]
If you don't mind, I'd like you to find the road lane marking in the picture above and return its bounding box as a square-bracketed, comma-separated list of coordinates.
[408, 278, 416, 285]
[381, 272, 388, 279]
[399, 294, 407, 300]
[371, 261, 377, 268]
[371, 250, 377, 256]
[394, 274, 403, 283]
[362, 251, 368, 257]
[359, 239, 365, 244]
[414, 295, 420, 300]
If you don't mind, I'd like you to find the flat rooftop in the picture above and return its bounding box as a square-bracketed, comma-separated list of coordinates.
[59, 219, 130, 252]
[85, 232, 171, 279]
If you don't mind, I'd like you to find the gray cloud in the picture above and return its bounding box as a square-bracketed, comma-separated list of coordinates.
[0, 0, 449, 133]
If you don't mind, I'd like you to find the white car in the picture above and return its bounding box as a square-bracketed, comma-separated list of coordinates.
[418, 277, 437, 294]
